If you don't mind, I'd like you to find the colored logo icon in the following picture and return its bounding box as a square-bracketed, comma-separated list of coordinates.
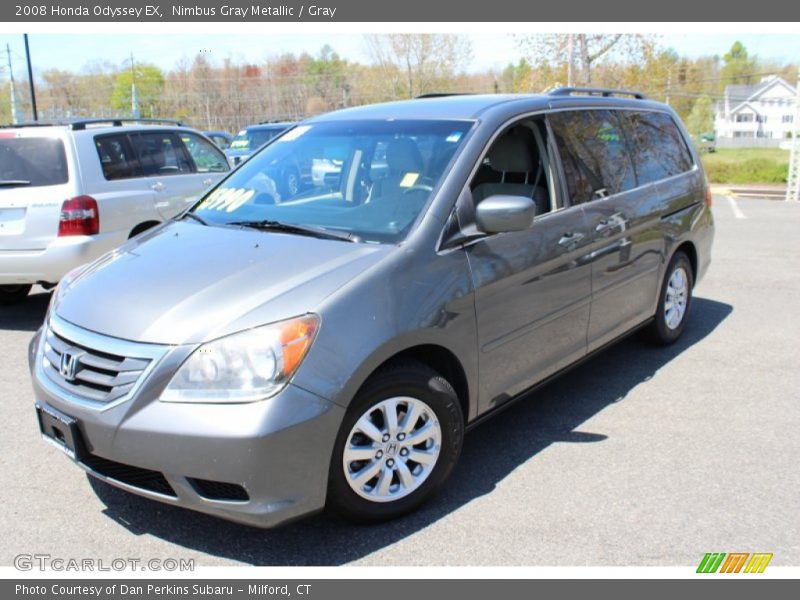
[697, 552, 773, 573]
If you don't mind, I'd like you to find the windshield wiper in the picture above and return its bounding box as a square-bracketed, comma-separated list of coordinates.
[226, 219, 359, 243]
[180, 211, 209, 226]
[0, 180, 31, 187]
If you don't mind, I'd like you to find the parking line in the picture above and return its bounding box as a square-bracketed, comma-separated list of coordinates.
[726, 195, 747, 220]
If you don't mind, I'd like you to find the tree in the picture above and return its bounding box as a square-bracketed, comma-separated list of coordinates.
[303, 45, 349, 109]
[500, 59, 533, 92]
[721, 41, 757, 85]
[686, 95, 715, 136]
[516, 34, 656, 86]
[110, 62, 164, 116]
[364, 34, 472, 98]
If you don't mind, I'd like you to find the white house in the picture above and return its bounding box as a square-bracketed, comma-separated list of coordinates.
[714, 75, 796, 141]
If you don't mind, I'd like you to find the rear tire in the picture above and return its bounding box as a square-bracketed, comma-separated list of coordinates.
[645, 251, 693, 345]
[0, 284, 32, 305]
[327, 361, 464, 523]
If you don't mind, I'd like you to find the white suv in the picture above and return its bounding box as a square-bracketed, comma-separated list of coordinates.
[0, 119, 230, 304]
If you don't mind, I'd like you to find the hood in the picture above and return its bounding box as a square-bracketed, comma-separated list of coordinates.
[54, 221, 392, 345]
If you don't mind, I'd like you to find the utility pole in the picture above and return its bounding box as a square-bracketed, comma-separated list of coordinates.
[23, 34, 37, 121]
[786, 75, 800, 202]
[130, 52, 141, 118]
[5, 44, 22, 124]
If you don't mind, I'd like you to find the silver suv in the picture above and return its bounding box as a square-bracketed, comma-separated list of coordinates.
[30, 90, 714, 527]
[0, 119, 230, 304]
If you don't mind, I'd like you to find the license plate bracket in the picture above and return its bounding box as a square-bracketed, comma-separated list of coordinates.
[36, 404, 85, 461]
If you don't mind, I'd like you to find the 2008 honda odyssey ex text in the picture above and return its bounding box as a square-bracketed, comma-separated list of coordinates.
[29, 89, 714, 527]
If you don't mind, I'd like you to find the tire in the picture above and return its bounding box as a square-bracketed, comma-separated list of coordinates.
[0, 284, 32, 305]
[327, 361, 464, 523]
[645, 251, 693, 345]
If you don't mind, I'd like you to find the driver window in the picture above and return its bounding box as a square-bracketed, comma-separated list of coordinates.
[469, 119, 555, 218]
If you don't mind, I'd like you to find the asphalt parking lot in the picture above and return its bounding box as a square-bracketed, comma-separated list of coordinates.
[1, 195, 799, 567]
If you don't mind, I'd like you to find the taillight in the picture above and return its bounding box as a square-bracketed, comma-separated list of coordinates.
[704, 182, 713, 208]
[58, 195, 99, 236]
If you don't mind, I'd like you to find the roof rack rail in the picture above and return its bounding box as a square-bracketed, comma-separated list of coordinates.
[548, 87, 647, 100]
[69, 118, 183, 130]
[415, 93, 475, 99]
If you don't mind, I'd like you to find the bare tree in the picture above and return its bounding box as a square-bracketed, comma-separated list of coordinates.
[517, 34, 657, 86]
[364, 34, 472, 98]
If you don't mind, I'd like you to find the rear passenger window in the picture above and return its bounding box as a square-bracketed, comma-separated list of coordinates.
[130, 132, 194, 176]
[621, 111, 694, 184]
[95, 135, 141, 180]
[549, 110, 637, 204]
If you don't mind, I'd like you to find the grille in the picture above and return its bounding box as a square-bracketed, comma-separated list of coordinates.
[82, 453, 176, 497]
[41, 326, 152, 406]
[187, 478, 250, 502]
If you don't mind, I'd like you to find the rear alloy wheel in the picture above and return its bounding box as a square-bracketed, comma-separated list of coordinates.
[282, 169, 300, 197]
[646, 251, 693, 344]
[328, 362, 463, 522]
[0, 284, 32, 305]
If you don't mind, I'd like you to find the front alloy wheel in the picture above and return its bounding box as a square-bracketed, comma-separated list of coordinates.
[328, 361, 463, 522]
[343, 396, 442, 503]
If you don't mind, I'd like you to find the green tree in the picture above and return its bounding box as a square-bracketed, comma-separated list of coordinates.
[721, 41, 757, 85]
[303, 45, 349, 108]
[501, 59, 533, 92]
[686, 95, 715, 136]
[110, 62, 164, 116]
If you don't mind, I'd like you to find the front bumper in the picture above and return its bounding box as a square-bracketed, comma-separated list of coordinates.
[28, 325, 345, 528]
[0, 231, 125, 286]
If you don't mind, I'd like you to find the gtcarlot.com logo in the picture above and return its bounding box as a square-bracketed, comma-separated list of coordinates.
[696, 552, 773, 574]
[14, 554, 195, 572]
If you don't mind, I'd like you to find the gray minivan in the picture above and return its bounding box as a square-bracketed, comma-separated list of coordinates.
[29, 89, 714, 527]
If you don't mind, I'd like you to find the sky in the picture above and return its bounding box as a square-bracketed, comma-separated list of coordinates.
[0, 33, 798, 79]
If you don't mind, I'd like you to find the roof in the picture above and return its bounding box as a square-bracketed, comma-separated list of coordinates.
[724, 77, 796, 104]
[306, 92, 664, 123]
[241, 122, 294, 130]
[308, 94, 538, 122]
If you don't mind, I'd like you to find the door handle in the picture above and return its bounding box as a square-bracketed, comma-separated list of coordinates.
[595, 219, 615, 233]
[595, 217, 628, 233]
[558, 231, 585, 247]
[151, 182, 166, 192]
[202, 178, 213, 186]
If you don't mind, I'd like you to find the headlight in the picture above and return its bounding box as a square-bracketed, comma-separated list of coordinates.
[160, 314, 319, 403]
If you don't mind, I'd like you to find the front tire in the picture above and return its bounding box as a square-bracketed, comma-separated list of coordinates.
[327, 361, 464, 523]
[0, 284, 32, 305]
[645, 251, 693, 345]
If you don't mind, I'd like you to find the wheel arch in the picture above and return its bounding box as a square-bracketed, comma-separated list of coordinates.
[350, 343, 472, 425]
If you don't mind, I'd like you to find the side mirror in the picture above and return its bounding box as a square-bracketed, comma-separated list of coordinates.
[475, 195, 536, 234]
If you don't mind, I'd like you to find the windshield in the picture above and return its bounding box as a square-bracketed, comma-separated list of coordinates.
[0, 135, 69, 187]
[229, 127, 290, 153]
[193, 119, 473, 244]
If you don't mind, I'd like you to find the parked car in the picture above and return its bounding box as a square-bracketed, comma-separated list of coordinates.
[225, 122, 293, 167]
[0, 119, 230, 304]
[203, 131, 233, 150]
[30, 89, 714, 528]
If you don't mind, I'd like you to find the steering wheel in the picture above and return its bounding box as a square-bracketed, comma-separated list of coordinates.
[402, 183, 434, 195]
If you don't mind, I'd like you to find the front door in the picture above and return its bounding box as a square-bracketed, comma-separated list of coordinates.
[463, 119, 593, 412]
